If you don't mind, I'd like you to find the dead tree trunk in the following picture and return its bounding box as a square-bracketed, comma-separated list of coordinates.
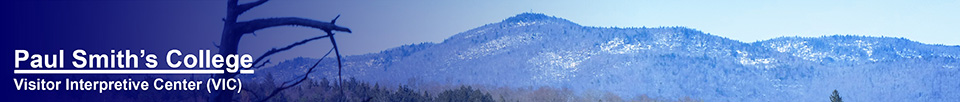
[211, 0, 351, 101]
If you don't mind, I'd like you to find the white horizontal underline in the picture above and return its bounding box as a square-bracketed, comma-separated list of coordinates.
[13, 70, 254, 74]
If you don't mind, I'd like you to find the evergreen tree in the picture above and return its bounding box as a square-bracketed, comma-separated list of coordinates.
[437, 86, 495, 102]
[831, 90, 843, 102]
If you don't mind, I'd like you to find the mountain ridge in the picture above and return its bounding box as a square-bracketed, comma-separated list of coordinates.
[250, 13, 960, 102]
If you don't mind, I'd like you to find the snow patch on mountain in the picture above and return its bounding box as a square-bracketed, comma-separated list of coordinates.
[458, 33, 541, 60]
[254, 13, 960, 102]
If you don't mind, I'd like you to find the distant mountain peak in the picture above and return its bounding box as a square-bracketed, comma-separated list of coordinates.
[257, 13, 960, 102]
[502, 13, 551, 22]
[501, 13, 573, 24]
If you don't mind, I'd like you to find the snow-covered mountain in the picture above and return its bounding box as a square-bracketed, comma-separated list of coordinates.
[249, 13, 960, 101]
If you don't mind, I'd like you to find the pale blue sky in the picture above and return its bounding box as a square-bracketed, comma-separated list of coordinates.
[229, 0, 960, 61]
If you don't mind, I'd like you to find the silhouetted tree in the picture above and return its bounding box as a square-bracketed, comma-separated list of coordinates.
[436, 86, 495, 102]
[831, 90, 843, 102]
[211, 0, 351, 101]
[388, 85, 432, 102]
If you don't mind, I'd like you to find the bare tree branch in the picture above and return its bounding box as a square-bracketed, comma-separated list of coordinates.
[213, 1, 351, 101]
[329, 32, 347, 99]
[212, 41, 221, 49]
[234, 17, 352, 35]
[252, 60, 270, 68]
[226, 0, 269, 21]
[258, 48, 335, 102]
[251, 34, 331, 68]
[225, 0, 240, 22]
[241, 88, 262, 99]
[236, 0, 269, 15]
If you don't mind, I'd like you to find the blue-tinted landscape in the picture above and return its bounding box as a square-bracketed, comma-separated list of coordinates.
[246, 13, 960, 102]
[9, 0, 960, 101]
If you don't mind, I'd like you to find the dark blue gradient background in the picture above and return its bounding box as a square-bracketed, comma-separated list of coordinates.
[2, 1, 288, 101]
